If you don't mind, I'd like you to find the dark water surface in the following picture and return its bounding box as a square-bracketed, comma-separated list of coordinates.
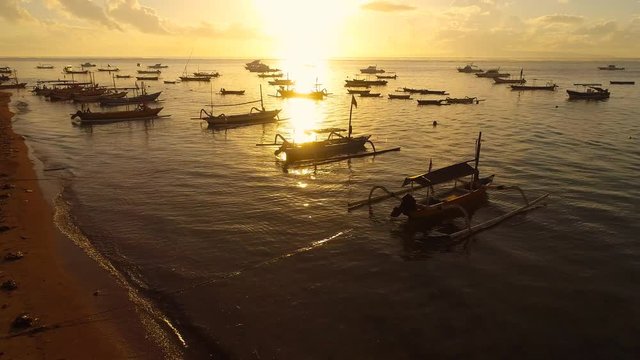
[5, 58, 640, 358]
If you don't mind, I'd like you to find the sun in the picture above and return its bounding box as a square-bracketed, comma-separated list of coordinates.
[253, 0, 353, 62]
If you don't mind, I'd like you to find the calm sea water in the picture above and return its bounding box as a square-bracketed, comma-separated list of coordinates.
[5, 58, 640, 359]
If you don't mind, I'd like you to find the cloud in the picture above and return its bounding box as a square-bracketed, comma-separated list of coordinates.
[361, 1, 416, 12]
[107, 0, 168, 34]
[530, 14, 585, 25]
[48, 0, 121, 30]
[0, 0, 35, 23]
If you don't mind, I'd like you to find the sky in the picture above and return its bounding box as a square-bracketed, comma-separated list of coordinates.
[1, 0, 639, 59]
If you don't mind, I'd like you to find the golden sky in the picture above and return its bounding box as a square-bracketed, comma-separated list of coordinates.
[1, 0, 639, 58]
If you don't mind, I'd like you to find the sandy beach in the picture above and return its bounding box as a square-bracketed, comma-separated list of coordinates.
[0, 91, 166, 359]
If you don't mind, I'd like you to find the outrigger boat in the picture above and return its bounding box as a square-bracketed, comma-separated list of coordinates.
[417, 99, 448, 106]
[566, 86, 610, 100]
[348, 132, 549, 240]
[445, 97, 481, 104]
[402, 88, 448, 95]
[260, 95, 399, 165]
[345, 78, 387, 87]
[99, 85, 162, 106]
[376, 73, 397, 79]
[476, 69, 510, 78]
[80, 62, 96, 68]
[258, 72, 283, 78]
[510, 81, 557, 91]
[598, 65, 624, 71]
[193, 71, 220, 78]
[0, 67, 13, 74]
[136, 76, 159, 81]
[360, 65, 385, 74]
[347, 89, 371, 95]
[36, 64, 55, 69]
[138, 69, 161, 74]
[64, 66, 88, 74]
[268, 78, 295, 86]
[359, 92, 381, 97]
[0, 72, 27, 89]
[71, 104, 164, 124]
[610, 81, 634, 85]
[219, 88, 245, 95]
[388, 93, 411, 99]
[98, 66, 120, 72]
[196, 86, 280, 128]
[148, 64, 169, 69]
[494, 69, 526, 84]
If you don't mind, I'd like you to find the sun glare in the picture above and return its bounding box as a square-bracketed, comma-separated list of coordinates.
[254, 0, 351, 62]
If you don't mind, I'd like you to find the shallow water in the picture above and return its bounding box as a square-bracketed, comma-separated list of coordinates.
[6, 58, 640, 358]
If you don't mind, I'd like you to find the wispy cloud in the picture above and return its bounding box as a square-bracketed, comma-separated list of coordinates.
[361, 1, 416, 12]
[0, 0, 35, 23]
[48, 0, 121, 30]
[107, 0, 168, 34]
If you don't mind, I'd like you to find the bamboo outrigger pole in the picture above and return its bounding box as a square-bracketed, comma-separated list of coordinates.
[473, 131, 482, 188]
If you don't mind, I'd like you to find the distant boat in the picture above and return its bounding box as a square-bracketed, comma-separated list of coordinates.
[258, 72, 283, 78]
[610, 81, 634, 85]
[193, 71, 220, 78]
[138, 69, 161, 74]
[71, 104, 163, 124]
[359, 92, 381, 97]
[445, 97, 480, 104]
[136, 76, 159, 81]
[0, 67, 12, 74]
[276, 86, 327, 100]
[476, 69, 510, 78]
[245, 60, 279, 73]
[268, 78, 295, 86]
[388, 93, 411, 99]
[148, 63, 169, 69]
[567, 86, 610, 100]
[457, 64, 484, 73]
[417, 99, 448, 106]
[598, 65, 624, 71]
[64, 66, 88, 74]
[164, 80, 177, 84]
[36, 64, 54, 69]
[510, 81, 557, 91]
[115, 75, 132, 79]
[376, 73, 397, 79]
[220, 88, 245, 95]
[179, 75, 210, 82]
[80, 62, 96, 68]
[402, 88, 448, 95]
[494, 68, 526, 84]
[100, 90, 162, 106]
[360, 65, 385, 74]
[345, 78, 387, 87]
[0, 81, 27, 90]
[98, 65, 120, 72]
[347, 89, 371, 95]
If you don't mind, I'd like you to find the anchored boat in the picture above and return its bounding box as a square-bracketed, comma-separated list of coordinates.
[71, 104, 164, 124]
[567, 86, 610, 100]
[197, 86, 280, 128]
[348, 132, 549, 240]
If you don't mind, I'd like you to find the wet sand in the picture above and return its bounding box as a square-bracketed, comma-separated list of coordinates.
[0, 91, 165, 359]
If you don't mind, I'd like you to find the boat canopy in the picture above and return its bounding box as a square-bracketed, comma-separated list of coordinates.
[402, 161, 476, 187]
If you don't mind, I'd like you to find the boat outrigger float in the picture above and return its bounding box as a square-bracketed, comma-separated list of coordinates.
[257, 95, 400, 166]
[348, 132, 549, 240]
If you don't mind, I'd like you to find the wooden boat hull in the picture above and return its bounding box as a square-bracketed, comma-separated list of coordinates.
[278, 135, 371, 163]
[268, 80, 294, 86]
[610, 81, 634, 85]
[403, 88, 448, 95]
[137, 70, 160, 74]
[179, 76, 210, 82]
[446, 97, 477, 104]
[74, 91, 128, 103]
[99, 91, 162, 106]
[347, 89, 370, 94]
[406, 187, 489, 222]
[359, 93, 380, 97]
[417, 99, 447, 106]
[566, 89, 610, 100]
[136, 76, 159, 81]
[220, 90, 245, 95]
[345, 80, 387, 87]
[204, 109, 281, 127]
[115, 75, 131, 79]
[388, 94, 411, 99]
[71, 107, 163, 124]
[493, 77, 526, 84]
[511, 85, 557, 91]
[0, 83, 27, 90]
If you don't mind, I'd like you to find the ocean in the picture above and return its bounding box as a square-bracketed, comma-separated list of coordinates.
[5, 58, 640, 359]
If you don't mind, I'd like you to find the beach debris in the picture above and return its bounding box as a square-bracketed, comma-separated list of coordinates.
[11, 313, 38, 330]
[1, 280, 17, 291]
[4, 251, 24, 261]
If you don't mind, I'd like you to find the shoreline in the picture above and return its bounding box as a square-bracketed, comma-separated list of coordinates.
[0, 91, 168, 359]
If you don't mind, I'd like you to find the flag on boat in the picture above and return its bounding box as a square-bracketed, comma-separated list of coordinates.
[351, 95, 357, 108]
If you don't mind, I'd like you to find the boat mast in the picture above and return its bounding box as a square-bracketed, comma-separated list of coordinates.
[473, 131, 482, 188]
[348, 95, 356, 138]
